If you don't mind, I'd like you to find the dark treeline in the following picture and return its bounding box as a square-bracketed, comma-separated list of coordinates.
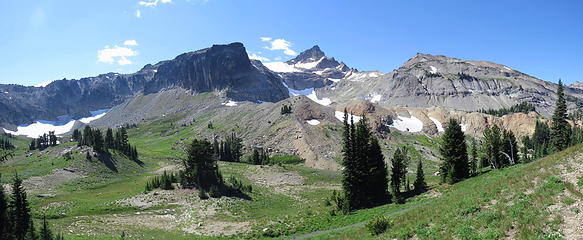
[212, 133, 242, 162]
[1, 173, 64, 240]
[29, 131, 58, 151]
[145, 170, 178, 192]
[479, 102, 536, 117]
[73, 126, 138, 161]
[0, 138, 14, 150]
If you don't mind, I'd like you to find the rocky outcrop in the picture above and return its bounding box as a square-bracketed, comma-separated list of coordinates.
[0, 42, 289, 128]
[320, 53, 583, 117]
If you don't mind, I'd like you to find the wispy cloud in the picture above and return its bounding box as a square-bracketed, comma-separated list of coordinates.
[264, 38, 296, 56]
[139, 0, 172, 7]
[124, 40, 138, 46]
[97, 45, 138, 66]
[248, 53, 270, 62]
[136, 9, 141, 18]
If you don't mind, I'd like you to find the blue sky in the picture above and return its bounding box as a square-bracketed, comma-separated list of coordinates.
[0, 0, 582, 86]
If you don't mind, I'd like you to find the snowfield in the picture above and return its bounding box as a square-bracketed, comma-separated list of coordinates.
[429, 66, 437, 74]
[334, 111, 362, 123]
[3, 109, 109, 138]
[370, 94, 382, 103]
[221, 100, 238, 107]
[306, 119, 321, 126]
[283, 82, 332, 106]
[390, 115, 424, 133]
[429, 117, 444, 132]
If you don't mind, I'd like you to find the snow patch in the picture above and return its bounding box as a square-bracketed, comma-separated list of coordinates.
[370, 94, 381, 103]
[283, 82, 331, 106]
[221, 100, 238, 107]
[429, 66, 437, 74]
[334, 111, 362, 123]
[390, 115, 424, 133]
[429, 117, 444, 132]
[263, 62, 300, 73]
[461, 124, 468, 132]
[306, 119, 321, 126]
[3, 109, 108, 138]
[294, 57, 324, 69]
[3, 91, 8, 94]
[328, 78, 342, 82]
[34, 80, 53, 88]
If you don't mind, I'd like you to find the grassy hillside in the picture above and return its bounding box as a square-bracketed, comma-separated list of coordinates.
[307, 144, 583, 239]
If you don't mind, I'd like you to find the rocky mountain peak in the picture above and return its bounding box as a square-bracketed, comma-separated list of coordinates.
[571, 81, 583, 90]
[287, 45, 326, 64]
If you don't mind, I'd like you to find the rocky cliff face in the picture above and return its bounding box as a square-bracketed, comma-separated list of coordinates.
[0, 42, 289, 128]
[318, 53, 583, 116]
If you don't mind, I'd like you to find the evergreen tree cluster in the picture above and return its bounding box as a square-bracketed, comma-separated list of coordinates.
[29, 131, 58, 151]
[280, 104, 292, 115]
[212, 133, 242, 162]
[439, 119, 469, 184]
[0, 137, 15, 150]
[145, 171, 179, 192]
[340, 109, 389, 211]
[479, 102, 536, 117]
[1, 173, 63, 240]
[180, 139, 223, 191]
[250, 148, 270, 165]
[482, 125, 518, 169]
[74, 127, 138, 161]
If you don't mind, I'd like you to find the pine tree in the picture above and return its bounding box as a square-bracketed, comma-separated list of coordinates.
[483, 125, 503, 169]
[72, 129, 81, 143]
[40, 216, 52, 240]
[341, 109, 358, 210]
[413, 160, 427, 191]
[501, 130, 518, 165]
[366, 135, 389, 207]
[470, 139, 478, 175]
[390, 147, 406, 203]
[439, 118, 469, 183]
[92, 129, 104, 153]
[551, 79, 571, 152]
[0, 174, 10, 239]
[82, 126, 92, 147]
[9, 172, 31, 240]
[105, 128, 114, 151]
[182, 139, 222, 191]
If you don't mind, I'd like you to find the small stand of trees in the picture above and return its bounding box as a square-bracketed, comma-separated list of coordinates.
[0, 138, 14, 150]
[212, 133, 242, 162]
[340, 109, 389, 211]
[73, 126, 138, 161]
[29, 131, 58, 151]
[280, 104, 292, 115]
[479, 102, 536, 117]
[1, 173, 64, 240]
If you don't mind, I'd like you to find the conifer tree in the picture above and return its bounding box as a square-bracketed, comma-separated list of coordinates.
[470, 139, 478, 175]
[366, 135, 389, 207]
[82, 126, 92, 147]
[390, 147, 406, 203]
[439, 118, 469, 183]
[104, 128, 114, 151]
[0, 174, 10, 239]
[501, 130, 518, 165]
[341, 109, 358, 210]
[40, 216, 52, 240]
[9, 172, 31, 240]
[92, 129, 104, 153]
[413, 160, 427, 191]
[182, 139, 222, 190]
[551, 79, 571, 152]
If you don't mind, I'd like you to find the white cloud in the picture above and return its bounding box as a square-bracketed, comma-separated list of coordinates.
[97, 45, 138, 65]
[248, 53, 270, 62]
[139, 0, 171, 7]
[260, 37, 272, 42]
[136, 9, 141, 18]
[124, 40, 138, 46]
[265, 38, 296, 56]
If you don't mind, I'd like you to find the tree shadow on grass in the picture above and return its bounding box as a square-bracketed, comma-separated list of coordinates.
[97, 152, 118, 172]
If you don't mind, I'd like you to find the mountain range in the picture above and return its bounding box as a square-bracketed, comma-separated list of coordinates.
[1, 42, 581, 136]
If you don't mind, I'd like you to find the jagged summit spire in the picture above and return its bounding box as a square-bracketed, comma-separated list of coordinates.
[287, 45, 326, 64]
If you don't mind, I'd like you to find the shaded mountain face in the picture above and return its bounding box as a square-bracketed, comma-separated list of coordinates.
[318, 53, 583, 116]
[265, 45, 352, 90]
[0, 42, 288, 127]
